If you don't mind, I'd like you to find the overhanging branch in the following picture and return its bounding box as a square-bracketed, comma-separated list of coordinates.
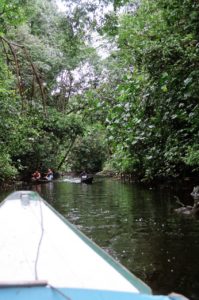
[0, 36, 47, 115]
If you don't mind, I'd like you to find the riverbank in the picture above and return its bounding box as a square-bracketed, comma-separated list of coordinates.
[97, 169, 199, 192]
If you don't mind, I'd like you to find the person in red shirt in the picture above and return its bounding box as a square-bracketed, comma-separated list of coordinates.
[32, 170, 41, 181]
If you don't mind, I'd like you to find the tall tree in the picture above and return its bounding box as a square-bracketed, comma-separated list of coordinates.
[85, 0, 199, 180]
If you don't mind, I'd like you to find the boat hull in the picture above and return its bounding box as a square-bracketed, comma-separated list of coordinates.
[0, 191, 187, 300]
[0, 286, 176, 300]
[81, 176, 93, 184]
[31, 179, 52, 184]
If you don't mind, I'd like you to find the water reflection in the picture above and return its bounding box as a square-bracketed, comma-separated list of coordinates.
[0, 177, 199, 299]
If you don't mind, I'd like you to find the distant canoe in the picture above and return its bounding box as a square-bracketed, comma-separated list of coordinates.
[81, 176, 93, 184]
[0, 191, 186, 300]
[31, 178, 53, 184]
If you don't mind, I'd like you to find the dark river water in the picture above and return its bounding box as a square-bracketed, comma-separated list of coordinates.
[1, 176, 199, 299]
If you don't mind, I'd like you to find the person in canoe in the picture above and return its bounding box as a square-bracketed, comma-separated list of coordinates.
[80, 171, 93, 184]
[80, 170, 88, 180]
[32, 170, 41, 181]
[45, 168, 54, 181]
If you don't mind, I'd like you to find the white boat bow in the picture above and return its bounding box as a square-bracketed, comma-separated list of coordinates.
[0, 191, 188, 300]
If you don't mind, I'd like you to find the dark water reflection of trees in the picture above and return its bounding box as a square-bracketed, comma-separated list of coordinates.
[1, 178, 199, 300]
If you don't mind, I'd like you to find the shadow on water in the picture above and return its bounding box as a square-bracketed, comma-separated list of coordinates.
[0, 177, 199, 300]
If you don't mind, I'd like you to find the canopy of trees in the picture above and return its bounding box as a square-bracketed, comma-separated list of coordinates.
[0, 0, 198, 183]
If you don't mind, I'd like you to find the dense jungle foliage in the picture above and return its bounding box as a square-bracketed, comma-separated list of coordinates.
[0, 0, 198, 183]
